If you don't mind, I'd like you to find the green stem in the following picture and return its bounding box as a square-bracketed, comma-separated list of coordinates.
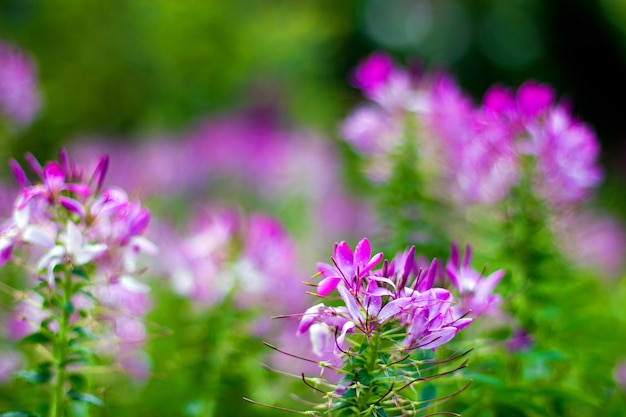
[49, 267, 73, 417]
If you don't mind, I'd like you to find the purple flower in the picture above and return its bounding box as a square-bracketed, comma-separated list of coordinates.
[446, 244, 504, 318]
[299, 239, 474, 361]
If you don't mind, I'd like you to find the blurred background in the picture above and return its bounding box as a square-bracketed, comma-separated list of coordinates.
[1, 0, 626, 415]
[1, 0, 625, 215]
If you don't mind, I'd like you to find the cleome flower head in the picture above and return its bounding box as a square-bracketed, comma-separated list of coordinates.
[303, 238, 473, 358]
[0, 149, 156, 379]
[273, 237, 501, 416]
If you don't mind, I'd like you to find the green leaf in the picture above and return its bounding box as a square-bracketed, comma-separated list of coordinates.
[419, 383, 437, 402]
[0, 412, 39, 417]
[68, 374, 87, 391]
[68, 390, 104, 407]
[18, 332, 51, 345]
[71, 267, 89, 280]
[14, 368, 51, 384]
[72, 326, 97, 340]
[375, 406, 388, 417]
[64, 300, 75, 315]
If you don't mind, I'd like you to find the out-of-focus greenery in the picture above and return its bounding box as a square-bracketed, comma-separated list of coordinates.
[0, 0, 363, 159]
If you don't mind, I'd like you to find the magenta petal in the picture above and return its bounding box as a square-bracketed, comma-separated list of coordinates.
[24, 153, 43, 177]
[334, 241, 355, 277]
[91, 156, 109, 192]
[378, 297, 412, 323]
[449, 243, 460, 268]
[65, 184, 91, 196]
[517, 81, 554, 119]
[352, 52, 393, 93]
[297, 303, 325, 335]
[59, 197, 86, 219]
[317, 276, 341, 296]
[418, 328, 457, 350]
[353, 238, 371, 267]
[43, 162, 65, 190]
[454, 317, 473, 331]
[484, 85, 515, 115]
[401, 246, 416, 278]
[446, 264, 461, 293]
[362, 252, 383, 276]
[418, 258, 438, 292]
[129, 205, 151, 236]
[317, 262, 336, 278]
[477, 269, 505, 296]
[59, 148, 71, 175]
[462, 245, 472, 269]
[9, 160, 29, 187]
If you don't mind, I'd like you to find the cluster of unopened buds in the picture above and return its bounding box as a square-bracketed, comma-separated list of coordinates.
[250, 238, 503, 416]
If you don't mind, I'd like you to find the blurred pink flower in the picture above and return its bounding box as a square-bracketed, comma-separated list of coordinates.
[551, 210, 626, 278]
[0, 41, 41, 126]
[0, 350, 21, 383]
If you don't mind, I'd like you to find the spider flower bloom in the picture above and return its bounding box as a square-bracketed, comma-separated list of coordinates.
[0, 150, 156, 380]
[0, 41, 41, 126]
[300, 238, 473, 363]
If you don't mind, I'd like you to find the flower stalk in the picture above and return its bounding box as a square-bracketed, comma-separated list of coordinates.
[49, 266, 73, 417]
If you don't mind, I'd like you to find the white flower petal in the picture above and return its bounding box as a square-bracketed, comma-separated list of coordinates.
[13, 205, 29, 229]
[22, 225, 55, 248]
[130, 236, 159, 255]
[74, 243, 107, 265]
[36, 245, 65, 271]
[120, 275, 151, 294]
[65, 222, 82, 256]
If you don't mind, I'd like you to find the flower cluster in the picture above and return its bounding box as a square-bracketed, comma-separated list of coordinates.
[0, 149, 156, 378]
[342, 52, 604, 209]
[288, 238, 501, 415]
[156, 208, 306, 316]
[299, 239, 473, 363]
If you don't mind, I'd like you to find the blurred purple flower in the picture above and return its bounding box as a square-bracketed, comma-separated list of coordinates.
[551, 210, 626, 278]
[0, 41, 41, 126]
[446, 244, 504, 318]
[506, 327, 533, 352]
[342, 53, 604, 209]
[0, 350, 21, 383]
[351, 52, 394, 96]
[614, 359, 626, 391]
